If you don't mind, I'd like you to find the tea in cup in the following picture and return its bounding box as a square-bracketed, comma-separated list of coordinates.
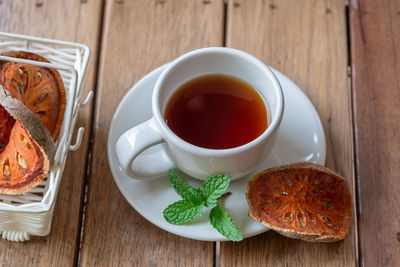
[115, 47, 284, 181]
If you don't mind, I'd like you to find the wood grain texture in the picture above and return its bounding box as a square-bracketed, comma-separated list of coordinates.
[0, 0, 102, 266]
[222, 0, 357, 266]
[350, 0, 400, 265]
[80, 0, 223, 266]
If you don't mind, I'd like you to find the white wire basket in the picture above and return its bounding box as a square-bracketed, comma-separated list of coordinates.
[0, 32, 92, 241]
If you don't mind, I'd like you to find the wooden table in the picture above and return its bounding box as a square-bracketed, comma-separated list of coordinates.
[0, 0, 399, 266]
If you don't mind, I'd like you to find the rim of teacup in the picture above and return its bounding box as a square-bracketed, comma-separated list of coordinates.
[152, 47, 284, 157]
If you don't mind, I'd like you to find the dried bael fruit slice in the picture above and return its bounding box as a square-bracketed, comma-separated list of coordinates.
[246, 163, 352, 242]
[0, 86, 55, 195]
[0, 51, 66, 139]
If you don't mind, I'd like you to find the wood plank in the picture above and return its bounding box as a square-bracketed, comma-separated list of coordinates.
[222, 0, 357, 266]
[0, 0, 103, 266]
[350, 0, 400, 265]
[80, 0, 223, 266]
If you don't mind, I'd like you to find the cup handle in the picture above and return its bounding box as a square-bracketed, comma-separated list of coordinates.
[115, 118, 175, 179]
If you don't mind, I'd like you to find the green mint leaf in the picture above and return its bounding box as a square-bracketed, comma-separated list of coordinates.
[209, 204, 243, 241]
[163, 199, 203, 225]
[199, 174, 231, 207]
[168, 169, 204, 205]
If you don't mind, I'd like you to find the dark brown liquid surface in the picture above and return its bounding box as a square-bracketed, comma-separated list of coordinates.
[164, 74, 268, 149]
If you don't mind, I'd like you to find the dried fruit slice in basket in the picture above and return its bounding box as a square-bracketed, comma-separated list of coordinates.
[0, 86, 55, 195]
[0, 51, 66, 139]
[246, 163, 352, 242]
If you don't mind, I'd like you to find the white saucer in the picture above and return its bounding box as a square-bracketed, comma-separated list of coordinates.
[107, 64, 326, 241]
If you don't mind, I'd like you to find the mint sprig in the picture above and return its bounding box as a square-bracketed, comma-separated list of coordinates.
[163, 169, 243, 241]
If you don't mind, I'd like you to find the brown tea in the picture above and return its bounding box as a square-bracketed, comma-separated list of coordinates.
[164, 74, 268, 149]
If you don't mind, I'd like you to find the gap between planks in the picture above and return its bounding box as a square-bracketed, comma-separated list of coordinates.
[345, 1, 360, 265]
[76, 0, 107, 266]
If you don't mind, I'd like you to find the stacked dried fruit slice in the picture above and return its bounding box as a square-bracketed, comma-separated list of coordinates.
[246, 163, 352, 242]
[0, 51, 66, 139]
[0, 52, 60, 195]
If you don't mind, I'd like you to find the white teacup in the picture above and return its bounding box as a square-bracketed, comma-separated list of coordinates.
[115, 47, 284, 181]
